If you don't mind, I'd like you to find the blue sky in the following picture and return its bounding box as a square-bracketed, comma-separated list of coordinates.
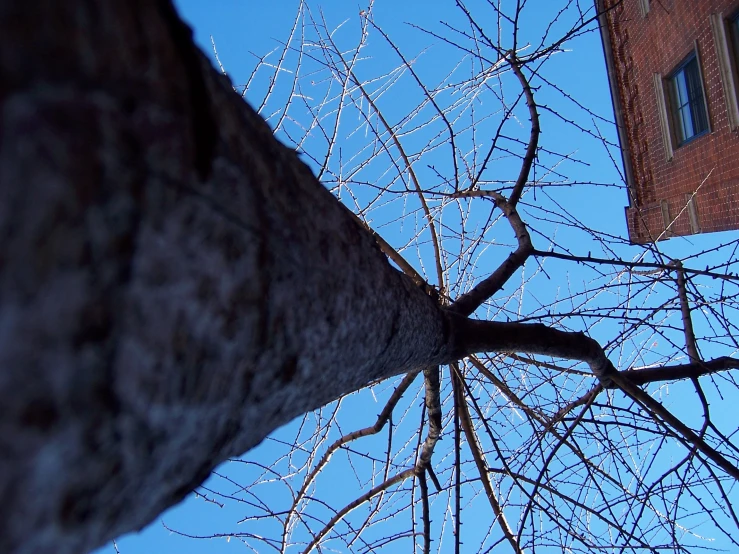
[94, 1, 739, 552]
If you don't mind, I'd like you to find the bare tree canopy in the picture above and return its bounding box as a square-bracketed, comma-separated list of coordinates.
[2, 1, 739, 553]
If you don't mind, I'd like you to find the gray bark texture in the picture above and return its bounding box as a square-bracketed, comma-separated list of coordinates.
[0, 1, 459, 552]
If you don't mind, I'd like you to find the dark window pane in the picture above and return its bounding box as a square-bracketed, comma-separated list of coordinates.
[679, 104, 693, 139]
[692, 98, 709, 134]
[675, 71, 689, 107]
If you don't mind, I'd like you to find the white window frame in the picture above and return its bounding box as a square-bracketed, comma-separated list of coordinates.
[686, 193, 701, 234]
[638, 0, 650, 18]
[654, 73, 674, 160]
[660, 199, 674, 237]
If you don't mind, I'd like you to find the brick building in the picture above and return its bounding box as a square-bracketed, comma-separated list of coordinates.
[597, 0, 739, 243]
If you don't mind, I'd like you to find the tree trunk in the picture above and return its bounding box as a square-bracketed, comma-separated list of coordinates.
[0, 2, 456, 552]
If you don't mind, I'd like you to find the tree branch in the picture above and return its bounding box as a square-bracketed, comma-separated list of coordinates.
[452, 318, 617, 386]
[507, 54, 540, 207]
[454, 317, 738, 389]
[619, 357, 739, 386]
[448, 192, 533, 317]
[453, 364, 523, 554]
[418, 366, 443, 492]
[610, 373, 739, 481]
[533, 248, 739, 282]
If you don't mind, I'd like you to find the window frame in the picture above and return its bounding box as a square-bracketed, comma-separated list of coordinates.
[654, 73, 674, 160]
[638, 0, 650, 18]
[686, 193, 701, 235]
[710, 11, 739, 131]
[667, 50, 711, 146]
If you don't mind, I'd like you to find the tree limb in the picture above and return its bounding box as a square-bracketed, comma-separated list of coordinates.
[452, 318, 617, 385]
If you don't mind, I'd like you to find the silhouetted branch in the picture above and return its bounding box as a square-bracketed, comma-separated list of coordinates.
[619, 357, 739, 386]
[419, 470, 431, 554]
[507, 55, 540, 207]
[285, 371, 419, 543]
[533, 248, 739, 282]
[301, 468, 416, 554]
[449, 192, 533, 317]
[455, 319, 617, 385]
[418, 366, 443, 492]
[611, 373, 739, 481]
[454, 364, 523, 554]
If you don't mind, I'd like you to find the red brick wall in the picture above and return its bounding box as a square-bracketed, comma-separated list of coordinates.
[605, 0, 739, 243]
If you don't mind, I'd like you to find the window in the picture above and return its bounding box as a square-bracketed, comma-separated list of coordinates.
[669, 54, 710, 145]
[660, 200, 673, 237]
[638, 0, 650, 18]
[686, 194, 701, 234]
[654, 49, 711, 157]
[710, 12, 739, 130]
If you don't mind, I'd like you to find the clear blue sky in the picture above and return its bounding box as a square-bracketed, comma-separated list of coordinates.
[94, 1, 737, 552]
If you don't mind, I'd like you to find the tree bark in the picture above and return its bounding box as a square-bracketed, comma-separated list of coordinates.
[0, 2, 457, 552]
